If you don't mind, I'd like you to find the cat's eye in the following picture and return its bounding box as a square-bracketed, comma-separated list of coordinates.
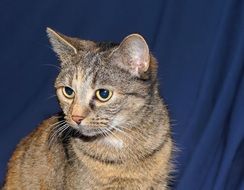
[95, 89, 113, 102]
[62, 86, 75, 99]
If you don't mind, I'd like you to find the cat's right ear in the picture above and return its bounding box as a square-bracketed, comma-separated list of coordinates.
[111, 34, 150, 77]
[46, 27, 78, 65]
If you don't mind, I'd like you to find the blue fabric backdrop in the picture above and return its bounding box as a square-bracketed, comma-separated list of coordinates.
[0, 0, 243, 189]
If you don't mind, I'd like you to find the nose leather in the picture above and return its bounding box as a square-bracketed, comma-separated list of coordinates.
[71, 104, 89, 125]
[71, 115, 84, 125]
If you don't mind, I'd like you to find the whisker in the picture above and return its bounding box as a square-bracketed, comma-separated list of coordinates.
[52, 115, 64, 119]
[110, 126, 133, 141]
[56, 124, 68, 135]
[104, 127, 123, 143]
[46, 94, 57, 100]
[57, 125, 70, 140]
[49, 121, 66, 135]
[103, 128, 110, 137]
[117, 125, 148, 143]
[48, 121, 67, 147]
[50, 120, 66, 127]
[41, 64, 61, 71]
[59, 125, 72, 141]
[98, 128, 107, 137]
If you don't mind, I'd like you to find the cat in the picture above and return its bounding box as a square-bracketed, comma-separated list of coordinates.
[3, 28, 173, 190]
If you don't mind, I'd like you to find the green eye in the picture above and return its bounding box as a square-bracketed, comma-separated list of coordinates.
[62, 86, 75, 98]
[95, 89, 113, 102]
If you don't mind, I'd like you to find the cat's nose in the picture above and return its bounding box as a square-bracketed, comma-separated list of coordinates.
[71, 115, 84, 125]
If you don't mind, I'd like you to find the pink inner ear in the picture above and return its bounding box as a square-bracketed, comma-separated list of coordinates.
[114, 33, 150, 76]
[129, 57, 148, 76]
[134, 53, 149, 70]
[135, 58, 145, 69]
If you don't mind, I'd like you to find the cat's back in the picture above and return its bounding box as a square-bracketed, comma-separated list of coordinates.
[3, 116, 66, 190]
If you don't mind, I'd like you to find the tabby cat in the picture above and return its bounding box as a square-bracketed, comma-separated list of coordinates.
[3, 28, 173, 190]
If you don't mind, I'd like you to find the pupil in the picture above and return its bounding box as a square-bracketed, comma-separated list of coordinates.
[100, 89, 109, 98]
[65, 87, 73, 95]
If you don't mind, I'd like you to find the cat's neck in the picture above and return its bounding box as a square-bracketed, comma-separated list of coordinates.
[68, 99, 170, 165]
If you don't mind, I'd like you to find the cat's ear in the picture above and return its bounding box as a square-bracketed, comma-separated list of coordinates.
[46, 27, 78, 64]
[113, 34, 150, 77]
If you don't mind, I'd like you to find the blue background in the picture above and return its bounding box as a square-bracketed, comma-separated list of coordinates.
[0, 0, 244, 189]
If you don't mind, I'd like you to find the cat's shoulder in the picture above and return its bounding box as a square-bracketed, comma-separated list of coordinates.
[14, 115, 60, 151]
[36, 115, 61, 134]
[4, 115, 65, 188]
[8, 115, 62, 164]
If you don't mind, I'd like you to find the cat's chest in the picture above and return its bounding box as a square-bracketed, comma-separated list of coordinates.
[63, 157, 153, 190]
[101, 136, 124, 149]
[64, 161, 95, 189]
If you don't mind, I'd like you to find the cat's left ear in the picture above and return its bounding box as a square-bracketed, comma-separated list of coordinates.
[46, 27, 78, 65]
[112, 34, 150, 77]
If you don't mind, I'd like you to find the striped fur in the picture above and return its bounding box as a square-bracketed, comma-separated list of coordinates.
[3, 28, 173, 190]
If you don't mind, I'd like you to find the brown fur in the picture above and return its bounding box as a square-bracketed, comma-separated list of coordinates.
[3, 28, 173, 190]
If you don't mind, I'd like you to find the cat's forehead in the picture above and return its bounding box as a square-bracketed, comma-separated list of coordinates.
[75, 50, 110, 74]
[57, 50, 130, 87]
[75, 42, 117, 68]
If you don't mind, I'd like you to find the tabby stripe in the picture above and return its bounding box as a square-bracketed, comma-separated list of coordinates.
[141, 132, 171, 161]
[81, 150, 123, 165]
[123, 92, 146, 99]
[91, 69, 98, 88]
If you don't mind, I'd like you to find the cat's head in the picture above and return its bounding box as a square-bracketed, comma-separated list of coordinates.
[47, 28, 158, 137]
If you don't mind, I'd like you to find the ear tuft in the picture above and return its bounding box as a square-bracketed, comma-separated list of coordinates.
[115, 34, 150, 76]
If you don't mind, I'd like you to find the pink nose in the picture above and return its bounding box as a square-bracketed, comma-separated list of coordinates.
[71, 115, 84, 125]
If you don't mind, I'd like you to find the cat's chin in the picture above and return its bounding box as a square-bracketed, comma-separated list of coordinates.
[77, 128, 102, 137]
[69, 124, 111, 138]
